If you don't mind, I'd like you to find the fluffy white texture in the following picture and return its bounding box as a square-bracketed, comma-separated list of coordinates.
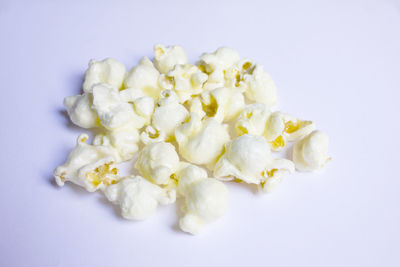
[94, 123, 140, 161]
[105, 176, 176, 220]
[175, 113, 230, 166]
[293, 130, 330, 172]
[176, 163, 229, 235]
[242, 64, 277, 107]
[199, 47, 240, 85]
[119, 88, 155, 125]
[189, 87, 245, 123]
[92, 83, 145, 130]
[151, 90, 189, 139]
[154, 44, 188, 74]
[54, 134, 121, 192]
[214, 134, 294, 186]
[64, 93, 98, 129]
[235, 103, 270, 136]
[165, 64, 208, 103]
[135, 142, 180, 185]
[82, 58, 126, 93]
[124, 57, 161, 99]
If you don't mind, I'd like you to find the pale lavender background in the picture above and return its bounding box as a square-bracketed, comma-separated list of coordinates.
[1, 0, 399, 266]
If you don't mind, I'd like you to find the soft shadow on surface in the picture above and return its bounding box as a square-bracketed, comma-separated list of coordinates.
[97, 194, 130, 222]
[58, 109, 83, 131]
[171, 197, 188, 234]
[67, 71, 85, 95]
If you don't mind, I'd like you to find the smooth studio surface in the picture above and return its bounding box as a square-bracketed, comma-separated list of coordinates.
[1, 0, 399, 266]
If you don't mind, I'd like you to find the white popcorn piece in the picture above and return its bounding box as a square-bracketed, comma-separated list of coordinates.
[214, 135, 294, 188]
[83, 58, 126, 93]
[242, 64, 277, 107]
[135, 142, 180, 185]
[105, 176, 176, 221]
[151, 90, 189, 140]
[124, 57, 162, 99]
[119, 88, 155, 125]
[64, 93, 99, 129]
[140, 125, 166, 145]
[94, 123, 140, 161]
[92, 83, 145, 130]
[188, 87, 245, 123]
[292, 130, 330, 172]
[264, 111, 315, 151]
[176, 163, 229, 235]
[154, 44, 188, 74]
[224, 58, 255, 89]
[175, 113, 230, 166]
[54, 134, 121, 192]
[199, 47, 240, 86]
[235, 103, 270, 136]
[166, 64, 208, 103]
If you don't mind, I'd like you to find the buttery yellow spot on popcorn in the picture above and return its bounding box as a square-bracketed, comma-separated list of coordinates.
[242, 62, 252, 70]
[86, 163, 118, 187]
[266, 169, 277, 177]
[269, 135, 285, 150]
[148, 130, 160, 139]
[182, 73, 189, 79]
[201, 95, 218, 117]
[170, 173, 178, 184]
[233, 178, 243, 183]
[284, 121, 301, 134]
[237, 126, 248, 136]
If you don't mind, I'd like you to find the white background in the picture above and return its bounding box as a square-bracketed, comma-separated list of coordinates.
[1, 0, 399, 266]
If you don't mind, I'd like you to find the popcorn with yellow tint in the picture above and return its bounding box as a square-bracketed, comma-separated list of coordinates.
[164, 64, 208, 103]
[224, 58, 255, 89]
[135, 142, 180, 185]
[105, 176, 176, 220]
[140, 125, 166, 145]
[154, 44, 188, 74]
[119, 88, 155, 125]
[234, 103, 270, 136]
[151, 90, 189, 140]
[83, 58, 126, 93]
[64, 93, 99, 129]
[242, 64, 277, 107]
[188, 87, 245, 123]
[176, 163, 229, 235]
[175, 113, 230, 166]
[264, 111, 315, 151]
[54, 134, 121, 192]
[92, 83, 145, 130]
[293, 130, 330, 172]
[94, 122, 140, 162]
[199, 47, 240, 90]
[214, 134, 294, 188]
[124, 57, 162, 99]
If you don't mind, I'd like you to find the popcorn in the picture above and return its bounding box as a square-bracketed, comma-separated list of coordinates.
[176, 163, 229, 235]
[175, 113, 230, 166]
[264, 112, 315, 151]
[82, 58, 126, 93]
[64, 93, 99, 129]
[199, 47, 240, 87]
[94, 123, 140, 161]
[55, 44, 331, 234]
[292, 130, 330, 171]
[124, 57, 161, 99]
[234, 103, 270, 136]
[105, 176, 176, 220]
[92, 83, 145, 130]
[154, 44, 188, 74]
[188, 87, 245, 123]
[214, 134, 294, 189]
[242, 64, 277, 107]
[164, 64, 208, 103]
[135, 142, 180, 185]
[54, 134, 121, 192]
[151, 90, 189, 140]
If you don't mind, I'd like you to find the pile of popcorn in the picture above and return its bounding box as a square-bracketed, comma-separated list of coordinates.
[54, 45, 330, 235]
